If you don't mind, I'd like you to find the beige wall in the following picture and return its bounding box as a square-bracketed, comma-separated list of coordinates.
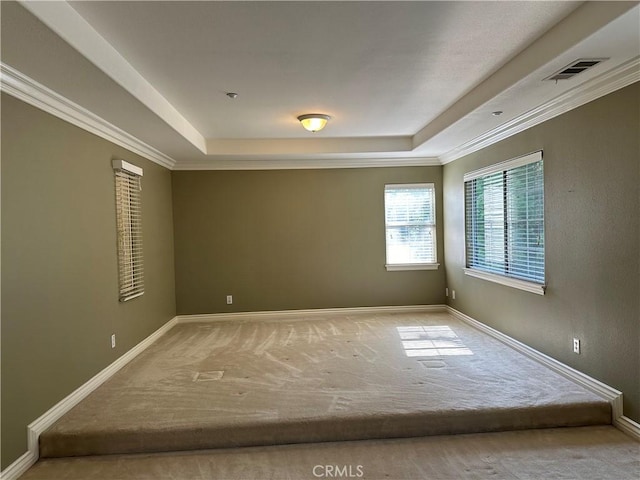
[0, 94, 176, 468]
[172, 167, 445, 314]
[443, 83, 640, 422]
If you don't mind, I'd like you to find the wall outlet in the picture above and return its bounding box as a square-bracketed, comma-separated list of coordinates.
[111, 334, 116, 349]
[226, 295, 233, 305]
[451, 290, 456, 300]
[573, 338, 580, 354]
[445, 287, 449, 297]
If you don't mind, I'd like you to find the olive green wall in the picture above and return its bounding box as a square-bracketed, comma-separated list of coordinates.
[1, 94, 176, 468]
[443, 83, 640, 422]
[172, 167, 445, 314]
[2, 75, 637, 470]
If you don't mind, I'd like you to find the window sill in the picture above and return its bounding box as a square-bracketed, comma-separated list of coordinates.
[386, 263, 440, 271]
[463, 268, 545, 295]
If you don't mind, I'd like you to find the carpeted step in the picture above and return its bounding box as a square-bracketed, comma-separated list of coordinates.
[26, 426, 640, 480]
[39, 313, 613, 458]
[40, 401, 610, 457]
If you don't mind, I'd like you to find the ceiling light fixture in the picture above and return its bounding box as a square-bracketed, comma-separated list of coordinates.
[297, 114, 331, 132]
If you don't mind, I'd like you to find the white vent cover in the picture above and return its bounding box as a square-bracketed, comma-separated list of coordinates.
[544, 58, 608, 81]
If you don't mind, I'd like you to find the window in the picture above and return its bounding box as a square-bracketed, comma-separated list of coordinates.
[113, 160, 144, 302]
[464, 151, 545, 294]
[384, 183, 438, 271]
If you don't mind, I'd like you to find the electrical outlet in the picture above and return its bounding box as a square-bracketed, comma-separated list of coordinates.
[452, 290, 456, 300]
[573, 338, 580, 354]
[111, 334, 116, 349]
[445, 288, 449, 297]
[226, 295, 233, 305]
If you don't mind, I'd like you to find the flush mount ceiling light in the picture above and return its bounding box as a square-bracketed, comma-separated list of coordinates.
[297, 114, 331, 133]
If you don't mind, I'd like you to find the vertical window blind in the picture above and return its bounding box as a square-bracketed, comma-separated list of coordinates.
[113, 160, 144, 302]
[384, 184, 437, 268]
[464, 152, 545, 287]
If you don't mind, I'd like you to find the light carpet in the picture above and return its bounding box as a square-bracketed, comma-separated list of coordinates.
[40, 311, 610, 458]
[26, 426, 639, 479]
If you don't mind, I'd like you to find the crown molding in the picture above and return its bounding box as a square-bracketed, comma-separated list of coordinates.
[0, 64, 435, 171]
[3, 54, 636, 171]
[174, 156, 441, 170]
[439, 56, 640, 165]
[18, 0, 207, 154]
[0, 62, 177, 170]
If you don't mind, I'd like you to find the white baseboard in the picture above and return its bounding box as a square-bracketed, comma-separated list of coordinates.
[614, 414, 640, 440]
[0, 316, 179, 480]
[2, 306, 440, 479]
[447, 306, 639, 441]
[177, 304, 446, 324]
[0, 451, 36, 480]
[3, 304, 636, 479]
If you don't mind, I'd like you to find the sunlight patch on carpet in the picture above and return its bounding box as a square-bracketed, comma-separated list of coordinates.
[397, 326, 473, 357]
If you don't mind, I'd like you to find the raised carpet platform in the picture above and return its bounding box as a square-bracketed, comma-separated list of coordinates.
[39, 311, 611, 458]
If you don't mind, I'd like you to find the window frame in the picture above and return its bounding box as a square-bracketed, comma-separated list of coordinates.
[113, 159, 144, 302]
[463, 151, 545, 295]
[384, 183, 439, 272]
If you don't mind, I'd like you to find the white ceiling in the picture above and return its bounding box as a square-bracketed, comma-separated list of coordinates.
[2, 1, 639, 169]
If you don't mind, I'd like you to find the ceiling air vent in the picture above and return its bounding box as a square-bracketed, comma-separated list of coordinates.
[544, 58, 608, 81]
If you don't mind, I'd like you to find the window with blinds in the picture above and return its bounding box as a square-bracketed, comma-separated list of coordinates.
[464, 151, 545, 293]
[384, 183, 438, 271]
[113, 160, 144, 302]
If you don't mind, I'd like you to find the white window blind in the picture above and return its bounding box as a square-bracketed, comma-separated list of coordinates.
[113, 160, 144, 302]
[384, 183, 437, 270]
[464, 152, 545, 291]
